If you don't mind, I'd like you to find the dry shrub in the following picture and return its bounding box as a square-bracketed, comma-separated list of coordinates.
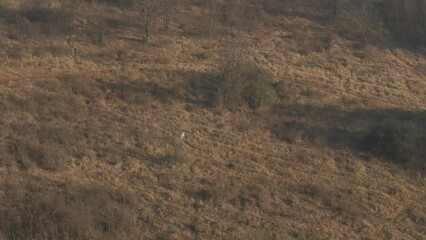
[5, 138, 67, 171]
[33, 92, 85, 122]
[211, 177, 241, 204]
[37, 124, 77, 146]
[190, 1, 269, 38]
[188, 176, 273, 212]
[96, 78, 155, 105]
[291, 28, 329, 54]
[18, 77, 103, 116]
[272, 120, 327, 146]
[221, 2, 268, 32]
[273, 79, 294, 99]
[105, 16, 130, 29]
[0, 179, 138, 240]
[195, 49, 210, 60]
[300, 183, 364, 220]
[5, 45, 27, 59]
[115, 48, 131, 61]
[273, 120, 306, 145]
[235, 182, 273, 211]
[154, 54, 172, 64]
[0, 11, 40, 45]
[176, 11, 202, 35]
[335, 17, 362, 38]
[32, 42, 72, 57]
[240, 5, 270, 31]
[59, 75, 105, 101]
[233, 117, 253, 132]
[0, 4, 75, 42]
[160, 130, 184, 163]
[149, 36, 174, 48]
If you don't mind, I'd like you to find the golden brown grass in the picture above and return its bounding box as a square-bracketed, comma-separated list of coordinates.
[0, 0, 425, 239]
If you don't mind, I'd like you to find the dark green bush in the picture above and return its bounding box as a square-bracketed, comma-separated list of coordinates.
[363, 119, 424, 166]
[241, 77, 277, 109]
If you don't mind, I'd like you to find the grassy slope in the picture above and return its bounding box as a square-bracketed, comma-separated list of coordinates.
[0, 1, 425, 239]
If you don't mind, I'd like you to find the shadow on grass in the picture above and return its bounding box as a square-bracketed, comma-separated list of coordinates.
[270, 103, 426, 169]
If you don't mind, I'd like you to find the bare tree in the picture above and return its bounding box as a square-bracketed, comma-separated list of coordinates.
[137, 0, 179, 42]
[137, 0, 161, 43]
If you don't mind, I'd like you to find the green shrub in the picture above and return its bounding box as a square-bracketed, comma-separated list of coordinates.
[215, 61, 277, 109]
[363, 119, 424, 166]
[242, 79, 277, 109]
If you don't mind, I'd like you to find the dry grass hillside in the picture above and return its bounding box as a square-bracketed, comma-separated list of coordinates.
[0, 0, 425, 239]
